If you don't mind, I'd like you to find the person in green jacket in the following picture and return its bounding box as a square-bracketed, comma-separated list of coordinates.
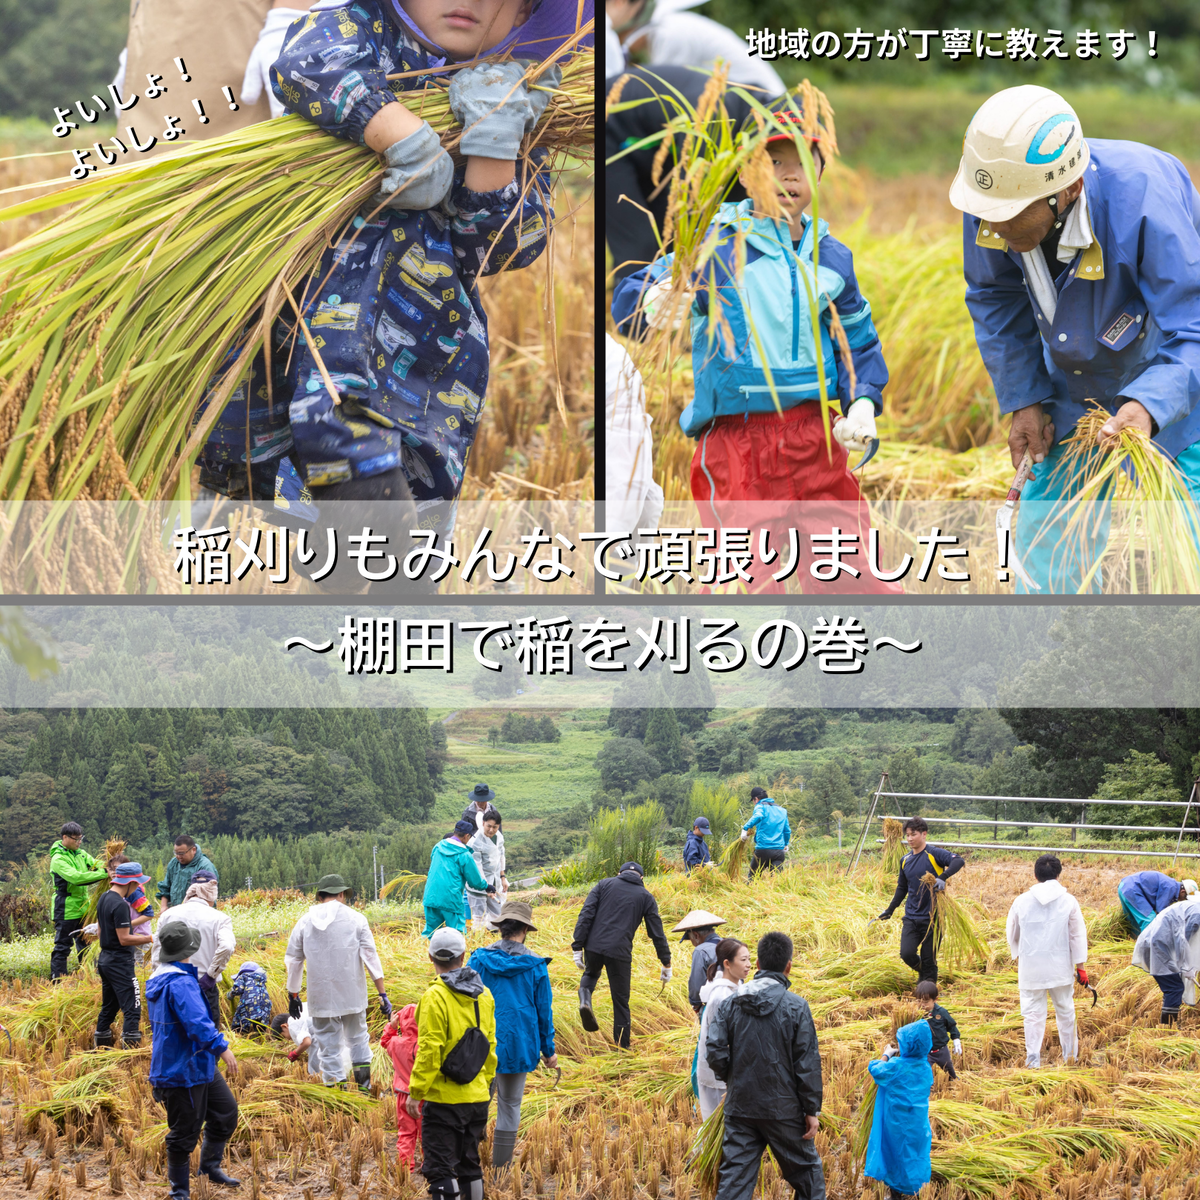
[408, 927, 498, 1200]
[421, 822, 496, 939]
[157, 836, 219, 911]
[50, 822, 109, 980]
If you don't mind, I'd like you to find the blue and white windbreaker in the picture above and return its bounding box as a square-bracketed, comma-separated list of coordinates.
[611, 199, 888, 438]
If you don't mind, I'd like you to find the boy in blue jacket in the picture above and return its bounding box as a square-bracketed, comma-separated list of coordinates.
[741, 787, 791, 879]
[197, 0, 568, 538]
[612, 101, 900, 595]
[467, 900, 556, 1167]
[147, 923, 241, 1200]
[682, 817, 713, 873]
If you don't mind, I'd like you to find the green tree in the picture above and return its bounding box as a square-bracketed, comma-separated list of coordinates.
[0, 774, 62, 860]
[886, 748, 933, 799]
[643, 708, 685, 773]
[751, 709, 827, 752]
[1089, 749, 1184, 837]
[949, 710, 1018, 766]
[595, 738, 662, 793]
[803, 762, 856, 835]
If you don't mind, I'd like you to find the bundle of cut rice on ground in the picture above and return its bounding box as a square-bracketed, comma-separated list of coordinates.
[0, 46, 594, 507]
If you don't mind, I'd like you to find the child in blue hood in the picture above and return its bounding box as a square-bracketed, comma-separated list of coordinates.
[864, 1019, 934, 1200]
[467, 900, 556, 1168]
[422, 820, 495, 937]
[195, 0, 567, 541]
[229, 961, 273, 1034]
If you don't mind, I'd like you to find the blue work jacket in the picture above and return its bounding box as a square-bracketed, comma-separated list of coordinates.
[146, 963, 229, 1089]
[742, 798, 791, 850]
[963, 138, 1200, 460]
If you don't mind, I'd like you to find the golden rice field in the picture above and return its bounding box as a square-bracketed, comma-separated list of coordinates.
[0, 857, 1195, 1200]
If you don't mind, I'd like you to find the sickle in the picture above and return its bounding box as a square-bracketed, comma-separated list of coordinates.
[851, 437, 880, 472]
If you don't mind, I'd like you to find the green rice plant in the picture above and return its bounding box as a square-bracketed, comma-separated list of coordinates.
[930, 1137, 1052, 1198]
[22, 1063, 123, 1128]
[585, 801, 667, 881]
[0, 49, 594, 515]
[1044, 405, 1200, 594]
[718, 833, 749, 881]
[539, 857, 593, 888]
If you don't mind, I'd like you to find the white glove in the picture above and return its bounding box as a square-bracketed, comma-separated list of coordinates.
[83, 922, 99, 937]
[952, 1039, 962, 1055]
[660, 966, 672, 984]
[111, 47, 127, 95]
[881, 1044, 898, 1061]
[643, 277, 693, 332]
[740, 830, 749, 841]
[573, 950, 585, 970]
[241, 8, 309, 118]
[833, 397, 878, 452]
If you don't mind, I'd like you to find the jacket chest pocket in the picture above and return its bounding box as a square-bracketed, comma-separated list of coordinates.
[1096, 296, 1148, 353]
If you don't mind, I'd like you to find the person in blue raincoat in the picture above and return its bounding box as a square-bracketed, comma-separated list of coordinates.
[467, 899, 557, 1168]
[1119, 871, 1198, 934]
[421, 820, 496, 937]
[740, 786, 791, 878]
[195, 0, 591, 535]
[951, 85, 1200, 594]
[864, 1019, 934, 1200]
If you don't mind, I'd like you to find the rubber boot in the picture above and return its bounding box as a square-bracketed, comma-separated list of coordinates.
[458, 1180, 483, 1200]
[93, 1030, 115, 1050]
[578, 986, 599, 1033]
[428, 1178, 460, 1200]
[198, 1141, 241, 1187]
[492, 1129, 518, 1168]
[352, 1064, 372, 1095]
[167, 1152, 192, 1200]
[1161, 1007, 1180, 1026]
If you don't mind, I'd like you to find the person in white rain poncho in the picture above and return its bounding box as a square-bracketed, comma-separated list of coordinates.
[606, 335, 664, 537]
[467, 812, 507, 930]
[1133, 896, 1200, 1025]
[285, 875, 392, 1090]
[151, 871, 235, 1029]
[1005, 854, 1088, 1067]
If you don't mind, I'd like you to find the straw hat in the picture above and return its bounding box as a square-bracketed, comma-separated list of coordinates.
[671, 909, 727, 941]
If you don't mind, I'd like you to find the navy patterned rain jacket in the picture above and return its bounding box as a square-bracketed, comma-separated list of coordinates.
[196, 1, 552, 526]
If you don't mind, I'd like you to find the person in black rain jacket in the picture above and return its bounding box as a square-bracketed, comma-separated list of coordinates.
[571, 861, 671, 1048]
[705, 930, 825, 1200]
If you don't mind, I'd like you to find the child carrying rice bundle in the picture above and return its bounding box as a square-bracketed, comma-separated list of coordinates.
[196, 0, 589, 559]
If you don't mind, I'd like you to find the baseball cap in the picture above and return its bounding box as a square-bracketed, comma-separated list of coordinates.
[619, 861, 645, 877]
[693, 817, 712, 833]
[1182, 879, 1198, 897]
[191, 869, 217, 884]
[428, 927, 468, 963]
[454, 819, 477, 838]
[112, 862, 150, 885]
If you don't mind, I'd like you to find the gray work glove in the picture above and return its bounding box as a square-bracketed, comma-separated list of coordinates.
[518, 60, 563, 131]
[449, 62, 532, 160]
[373, 120, 454, 211]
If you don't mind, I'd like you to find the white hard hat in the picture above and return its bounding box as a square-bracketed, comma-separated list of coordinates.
[949, 85, 1089, 223]
[1182, 879, 1199, 897]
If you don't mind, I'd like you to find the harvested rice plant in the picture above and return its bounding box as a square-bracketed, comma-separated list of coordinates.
[0, 859, 1195, 1199]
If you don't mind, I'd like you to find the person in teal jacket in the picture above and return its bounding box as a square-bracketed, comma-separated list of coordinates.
[740, 787, 791, 879]
[157, 837, 219, 911]
[864, 1020, 934, 1200]
[422, 821, 496, 938]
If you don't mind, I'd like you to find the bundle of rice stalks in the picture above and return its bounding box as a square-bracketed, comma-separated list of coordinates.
[685, 1098, 724, 1196]
[880, 819, 905, 878]
[1043, 405, 1200, 593]
[850, 1079, 876, 1162]
[81, 839, 125, 926]
[718, 834, 749, 881]
[919, 872, 988, 969]
[0, 48, 594, 507]
[380, 872, 427, 900]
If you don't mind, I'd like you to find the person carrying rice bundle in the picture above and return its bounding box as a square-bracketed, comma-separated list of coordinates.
[1132, 893, 1200, 1026]
[195, 0, 585, 543]
[863, 1020, 934, 1200]
[1005, 854, 1088, 1067]
[1117, 871, 1197, 935]
[877, 817, 965, 984]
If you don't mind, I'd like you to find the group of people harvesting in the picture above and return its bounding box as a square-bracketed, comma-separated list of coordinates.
[48, 794, 1200, 1200]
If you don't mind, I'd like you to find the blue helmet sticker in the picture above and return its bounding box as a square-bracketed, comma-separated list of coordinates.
[1025, 114, 1076, 165]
